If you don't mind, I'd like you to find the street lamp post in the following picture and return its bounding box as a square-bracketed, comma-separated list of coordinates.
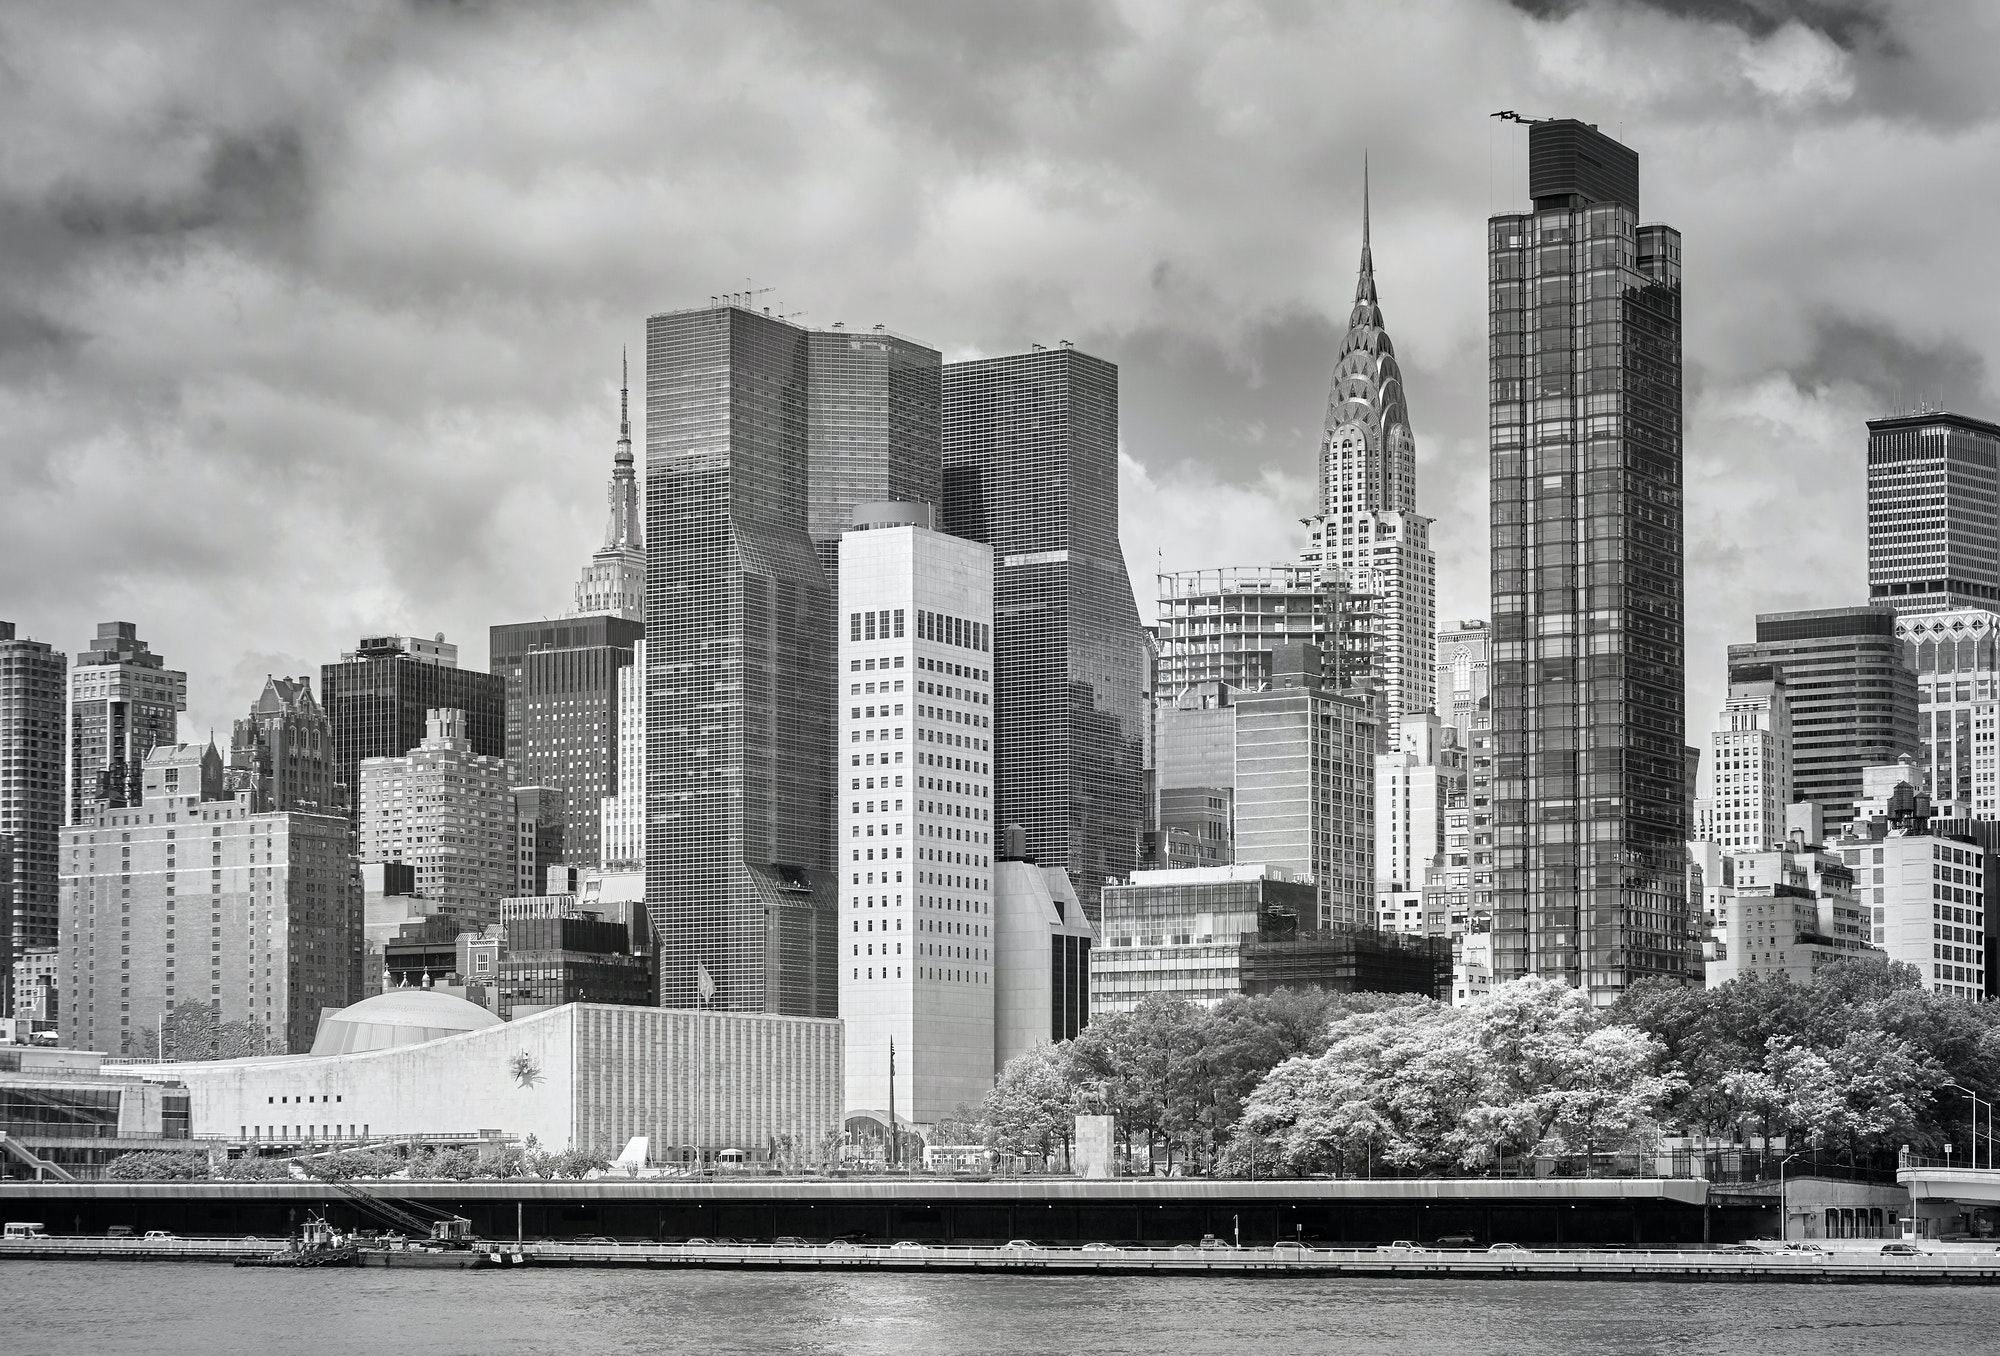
[1941, 1082, 1991, 1170]
[1778, 1152, 1800, 1242]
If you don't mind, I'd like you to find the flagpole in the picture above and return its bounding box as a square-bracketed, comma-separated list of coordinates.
[888, 1037, 897, 1170]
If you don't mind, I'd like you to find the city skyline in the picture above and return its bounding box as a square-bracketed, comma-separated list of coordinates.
[7, 2, 1995, 779]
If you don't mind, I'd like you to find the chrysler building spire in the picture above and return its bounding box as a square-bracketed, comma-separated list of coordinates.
[1297, 161, 1435, 729]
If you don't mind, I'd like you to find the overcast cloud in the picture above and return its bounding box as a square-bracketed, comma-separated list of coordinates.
[3, 0, 1997, 777]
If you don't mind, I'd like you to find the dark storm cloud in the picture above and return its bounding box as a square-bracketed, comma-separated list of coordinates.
[1, 0, 1998, 761]
[1505, 0, 1889, 46]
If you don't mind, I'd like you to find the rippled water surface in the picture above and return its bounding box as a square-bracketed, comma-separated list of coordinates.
[4, 1262, 2000, 1355]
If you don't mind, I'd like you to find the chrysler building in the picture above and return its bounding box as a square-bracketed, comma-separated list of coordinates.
[1298, 167, 1437, 728]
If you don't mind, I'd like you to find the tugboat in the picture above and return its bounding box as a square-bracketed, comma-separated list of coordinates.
[236, 1215, 361, 1268]
[358, 1215, 527, 1268]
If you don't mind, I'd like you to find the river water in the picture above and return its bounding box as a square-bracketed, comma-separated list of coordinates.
[3, 1262, 1997, 1354]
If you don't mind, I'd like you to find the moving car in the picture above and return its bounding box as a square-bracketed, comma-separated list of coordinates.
[889, 1240, 929, 1252]
[1713, 1243, 1769, 1255]
[1080, 1242, 1118, 1254]
[1881, 1242, 1931, 1257]
[1777, 1242, 1826, 1255]
[1272, 1240, 1315, 1254]
[1434, 1235, 1478, 1248]
[772, 1237, 809, 1247]
[1378, 1240, 1425, 1254]
[106, 1226, 135, 1240]
[1001, 1240, 1037, 1251]
[1198, 1235, 1231, 1251]
[1487, 1243, 1529, 1254]
[4, 1223, 49, 1241]
[143, 1230, 179, 1242]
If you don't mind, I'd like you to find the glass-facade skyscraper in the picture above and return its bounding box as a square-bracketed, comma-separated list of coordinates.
[1, 621, 66, 993]
[645, 304, 839, 1018]
[805, 325, 942, 586]
[941, 346, 1146, 919]
[1487, 120, 1690, 1002]
[320, 635, 505, 823]
[1728, 605, 1919, 829]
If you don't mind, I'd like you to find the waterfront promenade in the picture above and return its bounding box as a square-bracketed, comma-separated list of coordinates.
[5, 1234, 2000, 1283]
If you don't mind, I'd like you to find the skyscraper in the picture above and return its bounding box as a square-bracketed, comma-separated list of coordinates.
[804, 325, 942, 586]
[941, 345, 1146, 919]
[598, 637, 646, 870]
[1297, 171, 1437, 731]
[68, 622, 187, 824]
[1866, 411, 2000, 615]
[1709, 664, 1792, 854]
[1727, 606, 1919, 830]
[572, 352, 648, 624]
[0, 622, 66, 1001]
[1487, 119, 1689, 1002]
[356, 708, 515, 924]
[226, 675, 341, 814]
[488, 615, 642, 864]
[837, 503, 996, 1123]
[490, 369, 648, 861]
[645, 303, 838, 1018]
[320, 634, 505, 823]
[1233, 643, 1378, 930]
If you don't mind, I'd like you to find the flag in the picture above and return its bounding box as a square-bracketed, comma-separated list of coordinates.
[696, 962, 717, 1002]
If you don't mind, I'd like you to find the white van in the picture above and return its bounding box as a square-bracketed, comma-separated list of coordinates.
[4, 1222, 50, 1240]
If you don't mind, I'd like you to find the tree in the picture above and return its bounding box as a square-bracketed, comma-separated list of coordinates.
[105, 1149, 211, 1181]
[981, 1043, 1078, 1165]
[124, 1001, 278, 1060]
[1232, 978, 1676, 1176]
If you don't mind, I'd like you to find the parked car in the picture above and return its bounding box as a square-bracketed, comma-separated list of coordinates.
[1881, 1242, 1931, 1257]
[1487, 1243, 1529, 1254]
[143, 1230, 179, 1242]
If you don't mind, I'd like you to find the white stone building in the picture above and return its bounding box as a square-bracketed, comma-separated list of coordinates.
[59, 743, 360, 1055]
[1711, 665, 1793, 853]
[837, 504, 996, 1125]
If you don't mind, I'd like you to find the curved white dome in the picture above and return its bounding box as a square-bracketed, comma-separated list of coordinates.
[309, 988, 503, 1056]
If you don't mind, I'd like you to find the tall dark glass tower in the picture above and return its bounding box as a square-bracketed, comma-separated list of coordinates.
[1487, 120, 1689, 1002]
[941, 346, 1146, 919]
[1, 621, 66, 997]
[645, 304, 837, 1018]
[805, 325, 942, 585]
[320, 636, 505, 822]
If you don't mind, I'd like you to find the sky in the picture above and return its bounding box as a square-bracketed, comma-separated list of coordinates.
[3, 0, 1998, 782]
